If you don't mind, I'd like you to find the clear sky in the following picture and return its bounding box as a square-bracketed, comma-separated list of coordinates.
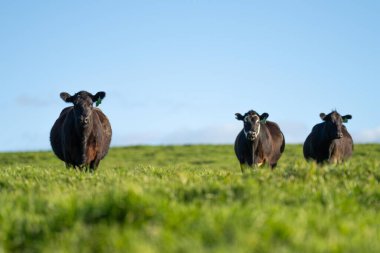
[0, 0, 379, 151]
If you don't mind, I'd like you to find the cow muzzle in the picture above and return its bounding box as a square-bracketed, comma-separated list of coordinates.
[80, 116, 90, 125]
[247, 131, 258, 141]
[337, 132, 343, 138]
[244, 124, 261, 141]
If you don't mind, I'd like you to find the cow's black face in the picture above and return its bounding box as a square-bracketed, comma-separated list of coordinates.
[60, 91, 106, 129]
[320, 111, 352, 139]
[236, 110, 269, 141]
[244, 114, 261, 141]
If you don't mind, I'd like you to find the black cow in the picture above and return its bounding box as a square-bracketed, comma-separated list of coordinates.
[303, 111, 353, 164]
[50, 91, 112, 170]
[234, 110, 285, 172]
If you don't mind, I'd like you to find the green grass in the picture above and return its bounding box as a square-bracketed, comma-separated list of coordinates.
[0, 144, 379, 253]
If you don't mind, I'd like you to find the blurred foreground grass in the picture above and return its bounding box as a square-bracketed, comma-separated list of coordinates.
[0, 144, 379, 252]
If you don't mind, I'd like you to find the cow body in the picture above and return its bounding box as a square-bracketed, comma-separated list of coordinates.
[303, 111, 353, 164]
[50, 91, 112, 170]
[234, 111, 285, 172]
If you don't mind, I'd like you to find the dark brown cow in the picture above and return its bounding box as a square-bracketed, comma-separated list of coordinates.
[234, 110, 285, 172]
[303, 111, 353, 164]
[50, 91, 112, 171]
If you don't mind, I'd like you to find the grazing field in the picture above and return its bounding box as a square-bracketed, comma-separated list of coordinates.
[0, 144, 379, 253]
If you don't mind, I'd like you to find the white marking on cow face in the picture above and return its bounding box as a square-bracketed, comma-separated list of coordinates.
[329, 112, 344, 139]
[243, 115, 261, 141]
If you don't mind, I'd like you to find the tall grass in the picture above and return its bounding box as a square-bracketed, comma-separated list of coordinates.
[0, 144, 379, 252]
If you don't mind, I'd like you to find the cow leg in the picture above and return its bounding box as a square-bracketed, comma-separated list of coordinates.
[269, 162, 277, 169]
[240, 163, 251, 173]
[63, 151, 71, 169]
[240, 163, 246, 173]
[329, 150, 340, 164]
[65, 162, 77, 170]
[329, 156, 341, 164]
[94, 159, 101, 169]
[89, 159, 100, 171]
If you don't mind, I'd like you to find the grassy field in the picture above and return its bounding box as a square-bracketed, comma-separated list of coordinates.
[0, 144, 379, 253]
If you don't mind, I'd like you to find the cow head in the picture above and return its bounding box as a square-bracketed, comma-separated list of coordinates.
[235, 110, 269, 141]
[60, 91, 106, 130]
[320, 111, 352, 139]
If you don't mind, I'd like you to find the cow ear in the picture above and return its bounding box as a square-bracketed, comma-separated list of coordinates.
[235, 113, 244, 121]
[93, 92, 106, 107]
[320, 113, 326, 121]
[60, 92, 73, 103]
[342, 114, 352, 123]
[260, 113, 269, 123]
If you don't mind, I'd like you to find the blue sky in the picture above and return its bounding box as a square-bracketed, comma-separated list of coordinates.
[0, 0, 379, 151]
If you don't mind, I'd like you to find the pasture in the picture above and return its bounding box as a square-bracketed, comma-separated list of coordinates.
[0, 144, 379, 253]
